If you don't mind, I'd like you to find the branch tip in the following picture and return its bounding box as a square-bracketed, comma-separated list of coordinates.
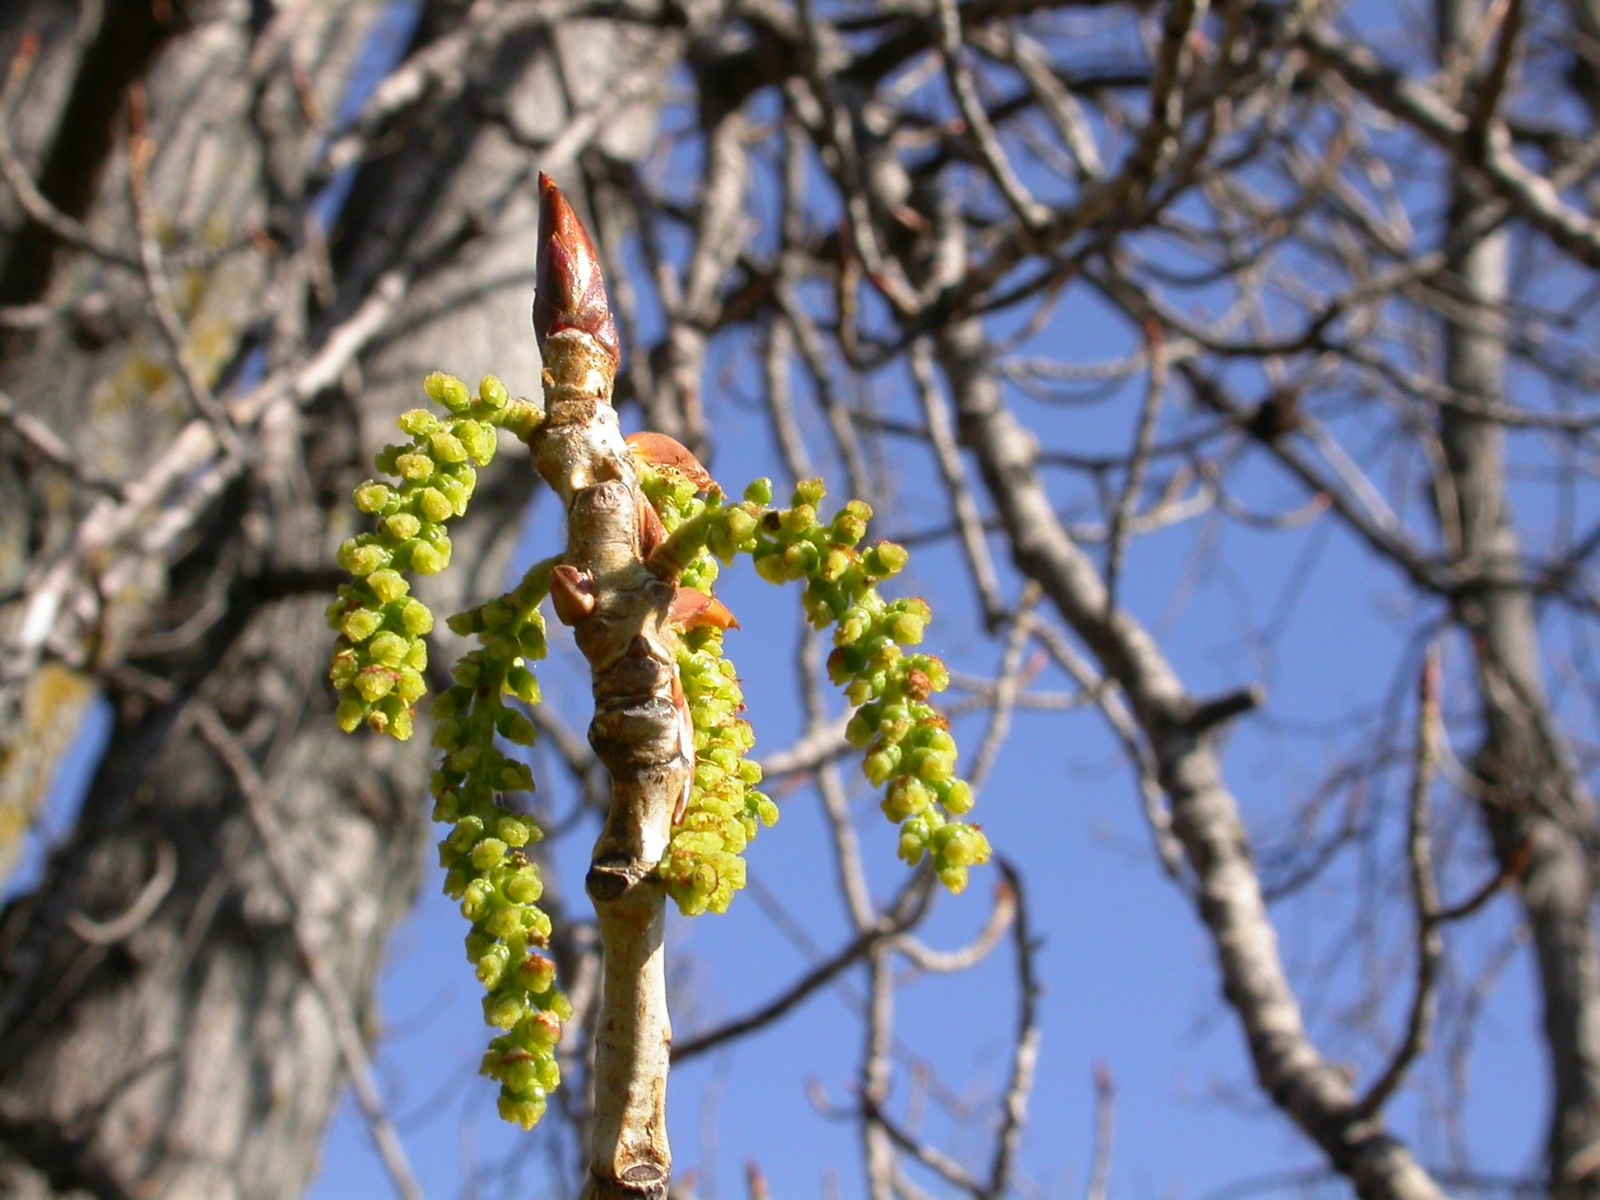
[533, 172, 620, 369]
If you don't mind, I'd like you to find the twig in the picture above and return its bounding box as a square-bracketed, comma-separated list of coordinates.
[192, 705, 425, 1200]
[965, 585, 1039, 791]
[910, 340, 1006, 629]
[1083, 1064, 1114, 1200]
[0, 390, 124, 496]
[65, 841, 178, 945]
[672, 874, 933, 1064]
[1355, 648, 1444, 1119]
[125, 103, 241, 454]
[985, 860, 1040, 1200]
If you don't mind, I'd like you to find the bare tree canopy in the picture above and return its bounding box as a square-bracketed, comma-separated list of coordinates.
[3, 0, 1600, 1198]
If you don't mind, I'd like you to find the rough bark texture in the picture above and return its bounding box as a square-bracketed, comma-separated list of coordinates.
[0, 4, 666, 1196]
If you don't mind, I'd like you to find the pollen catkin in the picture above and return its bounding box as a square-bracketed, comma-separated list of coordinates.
[637, 469, 775, 916]
[327, 373, 541, 740]
[750, 479, 992, 894]
[433, 560, 567, 1131]
[331, 373, 561, 1130]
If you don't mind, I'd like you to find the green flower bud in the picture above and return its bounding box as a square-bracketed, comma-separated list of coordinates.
[354, 482, 392, 513]
[498, 1095, 545, 1131]
[505, 869, 543, 904]
[457, 419, 497, 465]
[384, 512, 421, 541]
[744, 478, 773, 505]
[479, 374, 509, 409]
[864, 744, 901, 787]
[399, 598, 434, 636]
[864, 541, 909, 578]
[340, 608, 381, 643]
[395, 452, 434, 481]
[942, 779, 975, 815]
[337, 540, 387, 576]
[418, 487, 454, 523]
[335, 697, 366, 733]
[398, 408, 440, 437]
[430, 430, 467, 463]
[793, 479, 826, 508]
[409, 542, 447, 575]
[425, 371, 472, 413]
[368, 570, 408, 604]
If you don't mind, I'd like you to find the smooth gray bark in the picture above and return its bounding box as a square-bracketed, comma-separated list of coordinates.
[1437, 4, 1600, 1192]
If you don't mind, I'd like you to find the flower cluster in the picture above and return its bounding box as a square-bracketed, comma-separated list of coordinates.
[659, 626, 779, 915]
[751, 479, 992, 894]
[433, 561, 567, 1131]
[327, 373, 540, 740]
[637, 469, 776, 916]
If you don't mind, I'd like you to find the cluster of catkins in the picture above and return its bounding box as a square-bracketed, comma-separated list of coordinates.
[332, 372, 991, 1131]
[328, 373, 563, 1129]
[327, 372, 538, 740]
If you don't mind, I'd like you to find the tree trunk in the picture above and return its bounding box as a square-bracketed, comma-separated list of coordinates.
[1436, 2, 1600, 1193]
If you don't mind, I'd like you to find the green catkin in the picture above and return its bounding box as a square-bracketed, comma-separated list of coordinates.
[327, 372, 541, 740]
[434, 562, 567, 1131]
[334, 371, 989, 1131]
[637, 470, 775, 916]
[748, 478, 992, 894]
[330, 374, 562, 1130]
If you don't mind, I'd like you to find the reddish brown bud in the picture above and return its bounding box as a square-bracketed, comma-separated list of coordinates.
[549, 564, 597, 626]
[533, 173, 620, 368]
[626, 431, 721, 495]
[638, 499, 668, 561]
[669, 588, 739, 632]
